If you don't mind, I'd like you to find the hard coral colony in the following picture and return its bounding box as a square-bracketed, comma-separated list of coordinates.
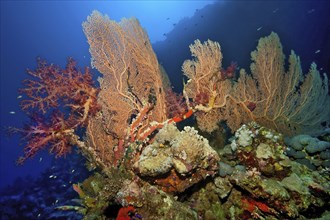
[14, 10, 330, 220]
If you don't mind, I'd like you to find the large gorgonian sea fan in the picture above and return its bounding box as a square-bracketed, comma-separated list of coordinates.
[183, 33, 330, 136]
[82, 11, 168, 151]
[15, 58, 100, 164]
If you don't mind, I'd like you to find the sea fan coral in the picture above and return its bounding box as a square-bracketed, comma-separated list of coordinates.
[82, 11, 168, 156]
[183, 33, 330, 136]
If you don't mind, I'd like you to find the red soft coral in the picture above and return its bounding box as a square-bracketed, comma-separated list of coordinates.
[16, 111, 75, 164]
[16, 57, 100, 164]
[165, 89, 188, 119]
[220, 61, 237, 79]
[20, 57, 99, 115]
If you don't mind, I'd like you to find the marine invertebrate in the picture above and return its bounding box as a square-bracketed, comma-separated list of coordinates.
[134, 123, 220, 193]
[183, 33, 330, 136]
[220, 61, 237, 79]
[285, 134, 330, 170]
[81, 11, 184, 169]
[165, 89, 188, 119]
[15, 58, 99, 164]
[223, 123, 330, 219]
[116, 206, 141, 220]
[230, 122, 289, 178]
[82, 11, 168, 151]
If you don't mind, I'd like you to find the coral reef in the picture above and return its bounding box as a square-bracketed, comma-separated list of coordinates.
[134, 124, 219, 193]
[216, 122, 330, 219]
[183, 33, 330, 136]
[12, 9, 330, 220]
[285, 134, 330, 170]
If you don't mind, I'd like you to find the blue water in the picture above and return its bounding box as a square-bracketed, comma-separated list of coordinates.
[0, 1, 329, 219]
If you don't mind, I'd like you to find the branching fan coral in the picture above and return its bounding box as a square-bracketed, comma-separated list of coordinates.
[183, 33, 330, 136]
[82, 11, 169, 155]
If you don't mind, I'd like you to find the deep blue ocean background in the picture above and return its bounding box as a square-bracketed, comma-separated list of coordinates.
[0, 1, 329, 218]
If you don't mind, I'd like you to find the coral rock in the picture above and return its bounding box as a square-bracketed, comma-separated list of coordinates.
[134, 124, 220, 193]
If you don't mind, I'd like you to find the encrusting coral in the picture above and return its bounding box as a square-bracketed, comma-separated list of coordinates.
[216, 122, 330, 219]
[183, 32, 330, 136]
[134, 123, 220, 193]
[285, 134, 330, 170]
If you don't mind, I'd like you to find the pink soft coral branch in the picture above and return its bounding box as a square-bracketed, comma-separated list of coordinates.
[16, 112, 72, 164]
[20, 57, 98, 114]
[15, 58, 100, 164]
